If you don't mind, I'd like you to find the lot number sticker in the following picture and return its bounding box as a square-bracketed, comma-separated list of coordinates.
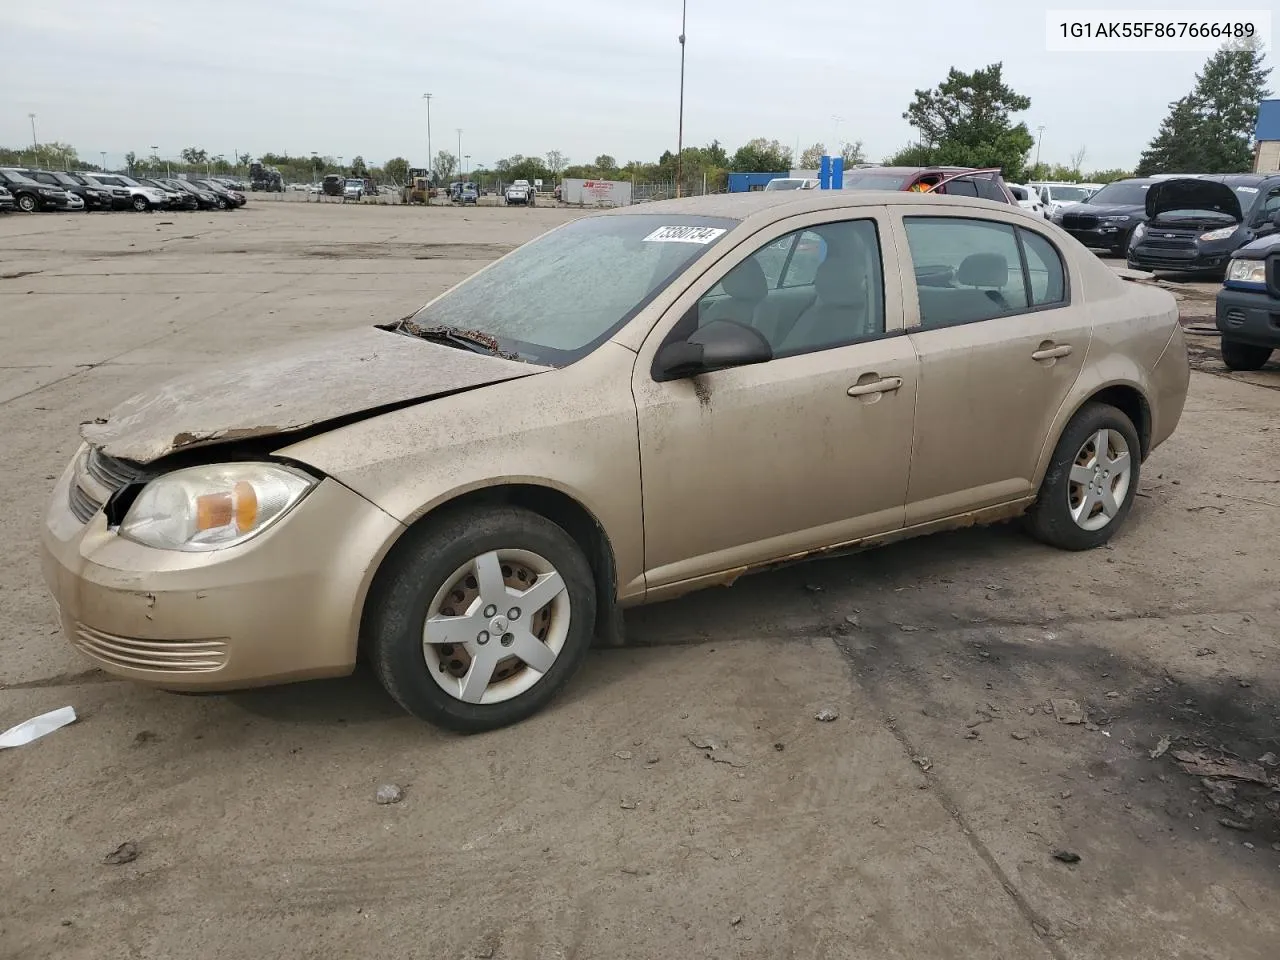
[643, 225, 727, 244]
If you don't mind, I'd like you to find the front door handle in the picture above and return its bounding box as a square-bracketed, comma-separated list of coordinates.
[1031, 344, 1073, 361]
[847, 376, 903, 397]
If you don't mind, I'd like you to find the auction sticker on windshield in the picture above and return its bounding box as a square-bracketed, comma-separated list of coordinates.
[643, 226, 727, 244]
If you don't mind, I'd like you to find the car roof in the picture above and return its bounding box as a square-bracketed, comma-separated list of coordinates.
[603, 190, 1029, 223]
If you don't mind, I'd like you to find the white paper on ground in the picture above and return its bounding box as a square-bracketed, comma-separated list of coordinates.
[0, 706, 77, 749]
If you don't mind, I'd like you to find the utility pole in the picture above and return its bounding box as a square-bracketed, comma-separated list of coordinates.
[1035, 125, 1046, 171]
[100, 151, 107, 172]
[422, 93, 433, 183]
[675, 0, 687, 198]
[28, 113, 38, 165]
[457, 129, 463, 180]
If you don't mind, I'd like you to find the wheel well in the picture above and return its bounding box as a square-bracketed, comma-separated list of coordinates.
[360, 484, 621, 655]
[1088, 385, 1151, 458]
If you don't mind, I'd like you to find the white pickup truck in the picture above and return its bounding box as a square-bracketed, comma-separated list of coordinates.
[504, 179, 536, 206]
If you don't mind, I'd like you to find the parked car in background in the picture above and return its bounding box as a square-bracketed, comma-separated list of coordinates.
[161, 178, 220, 210]
[20, 170, 112, 210]
[343, 178, 365, 201]
[1216, 233, 1280, 370]
[1006, 183, 1048, 217]
[504, 179, 537, 205]
[764, 177, 820, 191]
[0, 184, 14, 212]
[43, 192, 1189, 732]
[322, 174, 345, 197]
[1052, 178, 1153, 256]
[1029, 182, 1097, 217]
[840, 166, 1017, 204]
[80, 173, 169, 212]
[135, 178, 190, 211]
[1128, 174, 1280, 277]
[66, 194, 85, 212]
[0, 168, 72, 211]
[450, 181, 479, 204]
[77, 174, 133, 210]
[194, 179, 246, 208]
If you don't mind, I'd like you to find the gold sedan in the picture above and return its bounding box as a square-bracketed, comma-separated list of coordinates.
[42, 191, 1190, 731]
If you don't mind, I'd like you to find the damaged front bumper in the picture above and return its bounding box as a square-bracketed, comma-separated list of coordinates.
[41, 451, 403, 691]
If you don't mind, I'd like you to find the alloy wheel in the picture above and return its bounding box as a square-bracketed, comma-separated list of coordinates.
[422, 549, 570, 704]
[1067, 428, 1132, 531]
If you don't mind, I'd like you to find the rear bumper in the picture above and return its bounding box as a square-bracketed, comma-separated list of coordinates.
[1216, 286, 1280, 348]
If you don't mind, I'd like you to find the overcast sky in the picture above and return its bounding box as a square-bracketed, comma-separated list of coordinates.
[2, 0, 1273, 172]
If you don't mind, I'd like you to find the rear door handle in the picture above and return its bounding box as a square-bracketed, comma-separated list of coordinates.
[847, 376, 903, 397]
[1031, 344, 1073, 361]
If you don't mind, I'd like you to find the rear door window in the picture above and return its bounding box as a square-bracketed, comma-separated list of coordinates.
[904, 217, 1032, 327]
[941, 179, 980, 197]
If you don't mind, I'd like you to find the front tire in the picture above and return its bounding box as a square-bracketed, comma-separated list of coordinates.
[216, 197, 228, 210]
[17, 194, 37, 213]
[366, 505, 597, 732]
[1023, 402, 1141, 551]
[131, 196, 149, 212]
[1221, 339, 1273, 371]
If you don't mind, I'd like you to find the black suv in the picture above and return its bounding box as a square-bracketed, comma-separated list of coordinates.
[1051, 178, 1154, 255]
[1128, 174, 1280, 277]
[21, 170, 112, 210]
[0, 168, 72, 211]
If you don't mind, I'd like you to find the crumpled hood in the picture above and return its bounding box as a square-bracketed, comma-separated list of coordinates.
[82, 326, 550, 464]
[1146, 178, 1242, 221]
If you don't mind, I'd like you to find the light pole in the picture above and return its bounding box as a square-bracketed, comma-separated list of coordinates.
[311, 152, 319, 200]
[1034, 125, 1046, 171]
[100, 151, 107, 172]
[464, 154, 470, 179]
[28, 113, 38, 165]
[422, 93, 433, 182]
[675, 0, 687, 198]
[456, 129, 462, 181]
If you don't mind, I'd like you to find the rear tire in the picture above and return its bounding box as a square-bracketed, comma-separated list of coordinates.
[1022, 402, 1141, 551]
[366, 505, 597, 732]
[1220, 339, 1273, 371]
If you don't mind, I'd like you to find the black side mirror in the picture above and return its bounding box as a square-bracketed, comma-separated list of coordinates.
[653, 319, 773, 382]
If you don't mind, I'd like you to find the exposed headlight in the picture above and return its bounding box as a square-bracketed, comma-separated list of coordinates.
[1200, 226, 1237, 242]
[119, 463, 316, 551]
[38, 188, 57, 196]
[1226, 259, 1267, 284]
[1131, 223, 1146, 240]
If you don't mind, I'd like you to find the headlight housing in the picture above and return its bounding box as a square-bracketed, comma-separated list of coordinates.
[1200, 225, 1237, 242]
[1226, 258, 1266, 284]
[120, 463, 316, 551]
[1131, 222, 1146, 241]
[1099, 215, 1130, 222]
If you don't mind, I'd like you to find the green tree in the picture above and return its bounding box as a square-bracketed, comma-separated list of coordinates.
[902, 62, 1035, 179]
[1134, 96, 1207, 175]
[841, 141, 866, 165]
[350, 155, 369, 177]
[593, 154, 616, 172]
[384, 156, 410, 184]
[180, 146, 208, 164]
[433, 150, 457, 182]
[1083, 168, 1132, 184]
[1136, 39, 1271, 175]
[799, 142, 826, 168]
[885, 142, 933, 166]
[545, 150, 568, 177]
[124, 151, 138, 173]
[730, 137, 792, 172]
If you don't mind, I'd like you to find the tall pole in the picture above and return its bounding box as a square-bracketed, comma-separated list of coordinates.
[28, 113, 38, 150]
[675, 0, 687, 198]
[100, 151, 107, 172]
[1035, 125, 1046, 170]
[457, 129, 462, 180]
[422, 93, 433, 182]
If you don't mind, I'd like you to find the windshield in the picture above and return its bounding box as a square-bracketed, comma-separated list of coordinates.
[407, 214, 737, 366]
[842, 173, 910, 191]
[1050, 186, 1091, 202]
[346, 179, 362, 187]
[1087, 182, 1150, 205]
[764, 179, 804, 191]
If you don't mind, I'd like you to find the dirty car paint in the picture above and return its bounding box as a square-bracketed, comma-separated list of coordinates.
[81, 326, 551, 463]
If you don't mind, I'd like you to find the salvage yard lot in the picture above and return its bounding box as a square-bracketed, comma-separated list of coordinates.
[2, 202, 1279, 960]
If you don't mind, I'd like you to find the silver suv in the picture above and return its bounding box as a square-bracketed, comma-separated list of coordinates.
[79, 173, 169, 212]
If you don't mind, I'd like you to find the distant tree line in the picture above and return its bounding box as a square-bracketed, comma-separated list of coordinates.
[4, 41, 1264, 193]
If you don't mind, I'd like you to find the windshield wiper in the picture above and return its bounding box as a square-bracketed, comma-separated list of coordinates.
[387, 317, 523, 361]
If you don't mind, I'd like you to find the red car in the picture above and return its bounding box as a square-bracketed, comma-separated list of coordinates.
[840, 166, 1017, 204]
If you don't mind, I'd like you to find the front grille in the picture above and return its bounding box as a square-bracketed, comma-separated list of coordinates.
[67, 446, 144, 524]
[73, 623, 228, 672]
[1141, 238, 1196, 252]
[1063, 214, 1098, 230]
